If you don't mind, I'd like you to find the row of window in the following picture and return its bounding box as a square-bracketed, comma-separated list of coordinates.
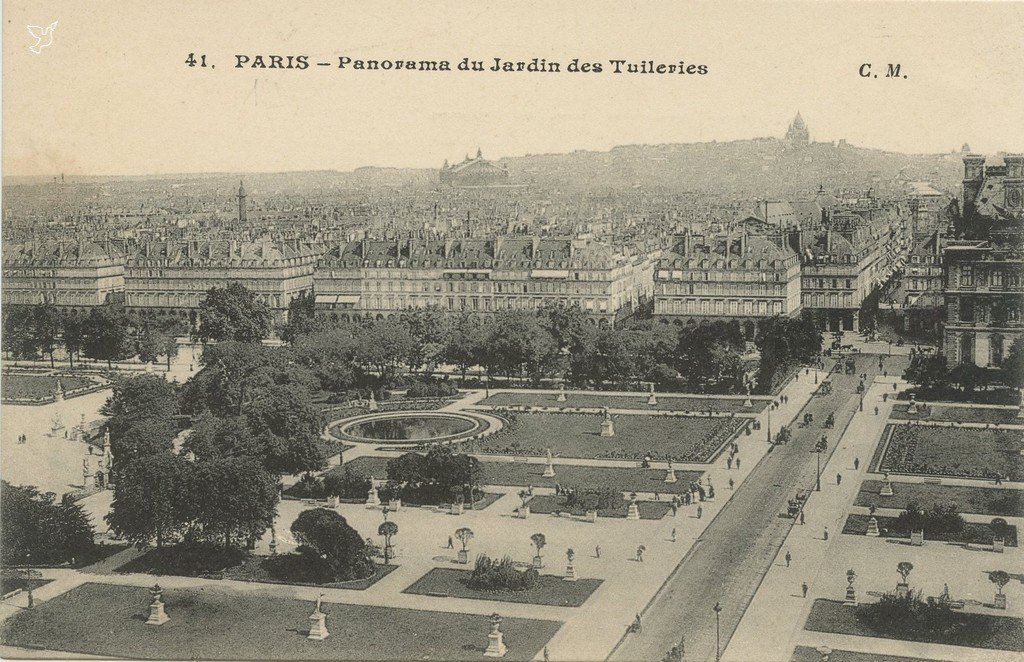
[656, 298, 783, 316]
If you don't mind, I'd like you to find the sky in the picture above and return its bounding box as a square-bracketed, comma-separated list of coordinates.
[3, 1, 1024, 177]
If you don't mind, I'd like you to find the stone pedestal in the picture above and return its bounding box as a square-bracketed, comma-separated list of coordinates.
[896, 583, 910, 598]
[993, 537, 1005, 553]
[366, 485, 380, 507]
[564, 562, 577, 582]
[327, 495, 339, 508]
[518, 505, 530, 519]
[542, 462, 556, 478]
[648, 393, 658, 406]
[146, 599, 169, 626]
[450, 502, 464, 516]
[910, 530, 924, 546]
[367, 393, 378, 412]
[308, 609, 329, 641]
[994, 593, 1007, 610]
[586, 509, 598, 523]
[533, 555, 543, 569]
[880, 481, 894, 497]
[866, 517, 880, 537]
[844, 585, 857, 606]
[484, 621, 508, 658]
[907, 399, 918, 414]
[556, 389, 566, 402]
[626, 500, 641, 521]
[600, 420, 615, 437]
[664, 468, 677, 484]
[458, 549, 469, 564]
[743, 397, 753, 408]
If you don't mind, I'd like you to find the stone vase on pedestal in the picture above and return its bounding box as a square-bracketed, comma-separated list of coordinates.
[564, 562, 577, 582]
[484, 614, 508, 658]
[626, 499, 641, 521]
[146, 585, 169, 626]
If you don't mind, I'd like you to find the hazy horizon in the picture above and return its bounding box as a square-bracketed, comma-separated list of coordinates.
[4, 1, 1024, 178]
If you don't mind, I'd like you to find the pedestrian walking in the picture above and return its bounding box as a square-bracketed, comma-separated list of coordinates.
[728, 477, 735, 490]
[823, 526, 829, 541]
[654, 491, 660, 501]
[595, 545, 601, 558]
[727, 457, 733, 470]
[799, 511, 805, 525]
[874, 405, 879, 415]
[836, 473, 842, 486]
[636, 545, 645, 562]
[447, 536, 453, 549]
[696, 505, 703, 519]
[543, 646, 550, 662]
[671, 528, 676, 542]
[854, 458, 860, 471]
[802, 582, 809, 598]
[735, 458, 741, 469]
[785, 550, 791, 567]
[671, 503, 678, 516]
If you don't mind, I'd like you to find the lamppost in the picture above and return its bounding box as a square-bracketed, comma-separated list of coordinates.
[713, 601, 723, 662]
[815, 436, 827, 491]
[25, 553, 34, 609]
[766, 406, 772, 445]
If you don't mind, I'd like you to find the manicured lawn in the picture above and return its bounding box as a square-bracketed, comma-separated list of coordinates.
[117, 546, 397, 590]
[890, 403, 1020, 425]
[804, 598, 1024, 652]
[792, 645, 946, 662]
[480, 391, 767, 413]
[525, 494, 673, 520]
[337, 456, 703, 495]
[403, 567, 602, 607]
[842, 513, 1017, 546]
[0, 572, 52, 595]
[2, 373, 96, 401]
[469, 411, 745, 462]
[877, 424, 1023, 481]
[854, 480, 1023, 517]
[0, 582, 562, 660]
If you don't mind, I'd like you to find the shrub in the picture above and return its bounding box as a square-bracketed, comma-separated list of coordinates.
[290, 508, 374, 582]
[565, 486, 621, 511]
[290, 474, 325, 500]
[322, 468, 371, 500]
[1, 482, 94, 566]
[857, 590, 987, 642]
[893, 501, 965, 536]
[406, 380, 458, 398]
[468, 554, 538, 592]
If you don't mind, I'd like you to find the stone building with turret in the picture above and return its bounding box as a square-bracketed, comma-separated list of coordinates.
[785, 113, 810, 146]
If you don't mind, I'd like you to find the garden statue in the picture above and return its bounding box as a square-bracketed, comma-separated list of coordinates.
[308, 594, 329, 640]
[564, 548, 577, 582]
[664, 459, 677, 484]
[844, 569, 857, 605]
[626, 493, 641, 521]
[600, 408, 615, 437]
[556, 384, 566, 402]
[542, 448, 556, 478]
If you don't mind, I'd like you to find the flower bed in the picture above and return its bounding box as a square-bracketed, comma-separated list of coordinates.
[877, 424, 1023, 481]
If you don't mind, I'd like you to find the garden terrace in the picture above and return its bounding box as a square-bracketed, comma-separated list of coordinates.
[0, 582, 562, 660]
[1, 373, 100, 404]
[854, 480, 1024, 517]
[469, 412, 745, 463]
[890, 403, 1021, 425]
[524, 494, 673, 520]
[479, 391, 768, 413]
[403, 567, 602, 607]
[874, 424, 1024, 481]
[335, 456, 703, 495]
[841, 513, 1018, 546]
[803, 598, 1024, 652]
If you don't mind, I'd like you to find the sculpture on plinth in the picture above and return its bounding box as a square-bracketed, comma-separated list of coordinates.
[307, 594, 329, 641]
[600, 408, 615, 437]
[664, 459, 677, 484]
[145, 583, 169, 625]
[626, 493, 641, 521]
[483, 613, 508, 657]
[542, 448, 556, 478]
[844, 569, 858, 606]
[556, 384, 566, 402]
[366, 476, 380, 506]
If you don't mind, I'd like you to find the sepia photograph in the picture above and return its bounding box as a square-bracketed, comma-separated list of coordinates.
[1, 1, 1022, 660]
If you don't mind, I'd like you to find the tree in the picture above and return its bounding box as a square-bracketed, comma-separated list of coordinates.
[281, 291, 324, 343]
[195, 283, 272, 344]
[61, 309, 87, 368]
[106, 453, 188, 547]
[530, 532, 546, 563]
[83, 303, 135, 368]
[243, 382, 327, 476]
[100, 374, 179, 441]
[378, 520, 398, 564]
[897, 561, 914, 585]
[33, 304, 62, 368]
[443, 314, 488, 383]
[1002, 338, 1024, 388]
[488, 310, 559, 384]
[354, 317, 414, 384]
[401, 306, 447, 373]
[903, 354, 949, 391]
[1, 481, 94, 566]
[188, 456, 279, 549]
[989, 570, 1010, 596]
[290, 508, 373, 581]
[1, 307, 40, 360]
[455, 527, 474, 553]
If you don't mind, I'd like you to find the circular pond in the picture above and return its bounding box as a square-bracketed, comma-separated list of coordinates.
[332, 412, 492, 445]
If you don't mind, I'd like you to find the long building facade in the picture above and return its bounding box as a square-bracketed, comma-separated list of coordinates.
[314, 237, 656, 325]
[1, 240, 125, 311]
